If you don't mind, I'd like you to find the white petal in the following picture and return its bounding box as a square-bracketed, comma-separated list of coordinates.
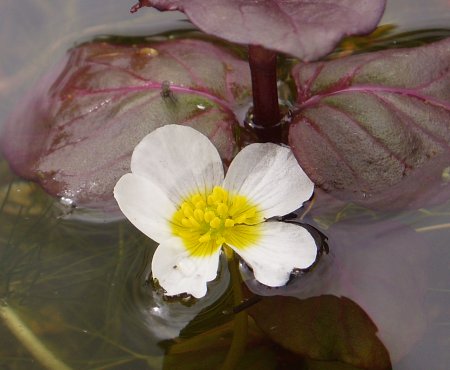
[152, 237, 221, 298]
[114, 173, 175, 243]
[229, 221, 317, 287]
[223, 143, 314, 218]
[131, 125, 224, 205]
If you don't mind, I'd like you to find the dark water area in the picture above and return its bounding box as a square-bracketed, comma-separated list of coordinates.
[1, 1, 450, 370]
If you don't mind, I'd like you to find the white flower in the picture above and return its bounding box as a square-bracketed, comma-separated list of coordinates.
[114, 125, 317, 298]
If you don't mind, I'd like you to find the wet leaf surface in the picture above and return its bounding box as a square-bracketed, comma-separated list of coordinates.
[0, 38, 251, 212]
[289, 38, 450, 209]
[134, 0, 386, 61]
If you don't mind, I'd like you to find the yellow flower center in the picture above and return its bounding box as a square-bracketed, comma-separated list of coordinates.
[171, 186, 263, 256]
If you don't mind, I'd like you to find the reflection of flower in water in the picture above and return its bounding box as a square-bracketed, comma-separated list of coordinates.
[138, 256, 230, 341]
[114, 125, 317, 298]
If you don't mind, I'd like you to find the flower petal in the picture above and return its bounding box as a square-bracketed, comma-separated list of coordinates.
[114, 173, 175, 243]
[223, 143, 314, 218]
[152, 237, 221, 298]
[229, 221, 317, 287]
[131, 125, 224, 205]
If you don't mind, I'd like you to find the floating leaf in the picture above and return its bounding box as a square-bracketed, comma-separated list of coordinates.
[247, 294, 391, 370]
[0, 38, 252, 211]
[134, 0, 386, 61]
[289, 38, 450, 209]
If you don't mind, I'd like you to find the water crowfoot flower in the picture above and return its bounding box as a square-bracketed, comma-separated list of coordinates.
[114, 125, 317, 298]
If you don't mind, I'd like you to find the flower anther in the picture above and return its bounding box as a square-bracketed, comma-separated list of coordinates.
[172, 186, 262, 257]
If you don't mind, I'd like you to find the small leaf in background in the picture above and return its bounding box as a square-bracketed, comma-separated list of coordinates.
[247, 294, 391, 370]
[0, 38, 252, 212]
[289, 38, 450, 210]
[134, 0, 386, 61]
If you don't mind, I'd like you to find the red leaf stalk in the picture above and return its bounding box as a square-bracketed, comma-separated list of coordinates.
[248, 45, 281, 130]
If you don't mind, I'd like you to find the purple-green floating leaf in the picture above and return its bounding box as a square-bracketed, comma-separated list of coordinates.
[0, 39, 252, 211]
[289, 38, 450, 209]
[134, 0, 386, 61]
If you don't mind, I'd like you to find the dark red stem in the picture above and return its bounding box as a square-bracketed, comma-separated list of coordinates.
[248, 45, 281, 129]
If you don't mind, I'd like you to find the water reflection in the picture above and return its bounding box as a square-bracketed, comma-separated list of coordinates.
[130, 254, 230, 341]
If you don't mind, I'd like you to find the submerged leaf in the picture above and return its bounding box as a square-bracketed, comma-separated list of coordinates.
[134, 0, 386, 61]
[289, 38, 450, 209]
[0, 38, 252, 211]
[163, 319, 278, 370]
[248, 295, 391, 370]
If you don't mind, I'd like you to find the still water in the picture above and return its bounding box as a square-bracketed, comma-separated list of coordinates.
[1, 1, 449, 369]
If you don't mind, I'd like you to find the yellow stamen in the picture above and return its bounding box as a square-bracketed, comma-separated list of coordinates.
[204, 211, 216, 223]
[210, 217, 222, 229]
[194, 209, 204, 222]
[170, 186, 263, 256]
[217, 203, 228, 217]
[224, 219, 235, 228]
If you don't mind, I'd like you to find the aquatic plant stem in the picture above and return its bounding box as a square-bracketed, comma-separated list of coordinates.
[416, 223, 450, 232]
[248, 45, 281, 134]
[0, 301, 73, 370]
[221, 247, 248, 370]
